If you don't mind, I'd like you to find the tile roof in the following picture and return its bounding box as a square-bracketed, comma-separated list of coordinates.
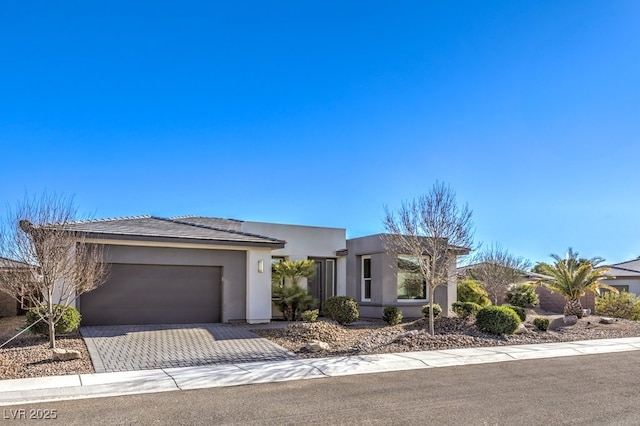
[0, 256, 33, 269]
[170, 216, 243, 231]
[65, 216, 284, 247]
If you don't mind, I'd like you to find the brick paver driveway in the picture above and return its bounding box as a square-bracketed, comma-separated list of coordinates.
[81, 324, 297, 373]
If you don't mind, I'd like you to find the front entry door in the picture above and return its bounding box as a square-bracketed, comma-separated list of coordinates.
[307, 258, 336, 313]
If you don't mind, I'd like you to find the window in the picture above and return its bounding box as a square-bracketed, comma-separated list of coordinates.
[271, 257, 285, 287]
[601, 284, 630, 294]
[397, 256, 427, 300]
[362, 256, 372, 301]
[325, 259, 335, 299]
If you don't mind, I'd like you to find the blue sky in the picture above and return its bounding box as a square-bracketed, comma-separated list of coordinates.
[1, 1, 639, 265]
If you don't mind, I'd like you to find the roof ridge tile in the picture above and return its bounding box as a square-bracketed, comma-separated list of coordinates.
[68, 215, 152, 225]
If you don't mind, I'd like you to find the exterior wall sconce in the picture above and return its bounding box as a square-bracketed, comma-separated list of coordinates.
[258, 260, 264, 273]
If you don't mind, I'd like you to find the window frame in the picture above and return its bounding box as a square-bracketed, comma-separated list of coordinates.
[396, 255, 428, 302]
[361, 255, 372, 302]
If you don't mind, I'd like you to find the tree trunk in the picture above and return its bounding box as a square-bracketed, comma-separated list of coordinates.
[48, 315, 56, 349]
[428, 288, 435, 335]
[564, 299, 583, 318]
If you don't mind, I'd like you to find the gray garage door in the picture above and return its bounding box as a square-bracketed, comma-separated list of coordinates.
[80, 264, 222, 326]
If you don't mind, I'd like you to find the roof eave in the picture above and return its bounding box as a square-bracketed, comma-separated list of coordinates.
[82, 232, 286, 249]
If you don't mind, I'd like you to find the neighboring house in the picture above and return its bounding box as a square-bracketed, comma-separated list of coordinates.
[456, 263, 541, 305]
[456, 263, 596, 313]
[26, 215, 464, 326]
[0, 257, 38, 316]
[347, 234, 469, 319]
[601, 258, 640, 295]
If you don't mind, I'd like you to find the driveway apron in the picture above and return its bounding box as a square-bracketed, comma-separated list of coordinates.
[81, 324, 297, 373]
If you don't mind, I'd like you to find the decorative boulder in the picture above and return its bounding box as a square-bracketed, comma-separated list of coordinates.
[563, 315, 578, 325]
[305, 340, 330, 353]
[52, 348, 81, 361]
[514, 323, 530, 334]
[600, 317, 616, 325]
[582, 309, 591, 317]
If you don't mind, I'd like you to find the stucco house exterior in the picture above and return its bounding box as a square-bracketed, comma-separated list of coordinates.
[346, 234, 468, 319]
[602, 258, 640, 295]
[16, 215, 466, 326]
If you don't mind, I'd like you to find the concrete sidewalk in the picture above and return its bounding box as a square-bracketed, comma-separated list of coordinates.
[2, 336, 640, 406]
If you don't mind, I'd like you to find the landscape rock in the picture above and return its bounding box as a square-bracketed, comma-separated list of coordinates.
[563, 315, 578, 326]
[305, 340, 330, 352]
[600, 317, 616, 325]
[514, 323, 530, 334]
[582, 309, 591, 317]
[52, 348, 81, 361]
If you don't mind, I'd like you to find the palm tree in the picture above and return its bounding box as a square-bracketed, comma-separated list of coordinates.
[272, 259, 317, 288]
[533, 248, 617, 318]
[271, 260, 317, 321]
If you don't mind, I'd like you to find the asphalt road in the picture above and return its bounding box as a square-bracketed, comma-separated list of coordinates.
[6, 351, 640, 425]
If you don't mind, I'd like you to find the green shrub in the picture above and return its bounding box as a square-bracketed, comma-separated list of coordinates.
[272, 285, 316, 321]
[25, 304, 81, 336]
[382, 306, 403, 325]
[504, 284, 539, 308]
[421, 303, 442, 319]
[504, 304, 526, 322]
[324, 296, 359, 325]
[452, 301, 481, 319]
[302, 309, 319, 323]
[596, 291, 640, 320]
[533, 317, 550, 331]
[476, 306, 521, 335]
[457, 279, 491, 306]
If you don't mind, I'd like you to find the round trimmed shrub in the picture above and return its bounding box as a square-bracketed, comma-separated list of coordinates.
[452, 301, 481, 319]
[533, 317, 550, 331]
[504, 284, 539, 308]
[421, 303, 442, 319]
[457, 279, 491, 306]
[25, 304, 81, 336]
[324, 296, 359, 325]
[504, 304, 526, 322]
[382, 306, 403, 325]
[476, 306, 521, 335]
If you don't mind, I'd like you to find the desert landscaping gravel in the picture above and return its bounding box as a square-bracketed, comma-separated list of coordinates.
[253, 309, 640, 358]
[0, 316, 93, 380]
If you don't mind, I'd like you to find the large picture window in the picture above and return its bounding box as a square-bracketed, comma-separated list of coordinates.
[362, 256, 372, 301]
[397, 256, 427, 300]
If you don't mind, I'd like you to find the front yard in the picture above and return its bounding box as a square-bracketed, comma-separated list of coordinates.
[0, 316, 93, 380]
[2, 309, 640, 380]
[253, 308, 640, 358]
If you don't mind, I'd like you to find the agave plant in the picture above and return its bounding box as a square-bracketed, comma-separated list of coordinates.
[532, 248, 617, 318]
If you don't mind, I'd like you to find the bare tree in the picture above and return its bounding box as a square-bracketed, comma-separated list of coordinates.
[0, 193, 108, 349]
[383, 182, 473, 335]
[468, 243, 532, 305]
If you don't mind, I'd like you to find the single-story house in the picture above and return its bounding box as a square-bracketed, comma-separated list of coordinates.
[19, 215, 467, 326]
[601, 258, 640, 294]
